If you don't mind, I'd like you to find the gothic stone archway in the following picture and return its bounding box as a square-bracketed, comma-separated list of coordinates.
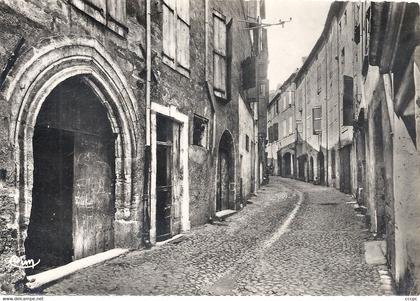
[5, 37, 139, 263]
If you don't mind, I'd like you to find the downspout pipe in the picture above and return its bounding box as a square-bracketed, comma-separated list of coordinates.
[142, 0, 152, 248]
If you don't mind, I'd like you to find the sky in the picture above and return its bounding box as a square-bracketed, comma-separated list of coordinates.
[265, 0, 332, 91]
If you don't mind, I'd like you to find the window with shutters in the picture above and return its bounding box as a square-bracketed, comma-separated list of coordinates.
[213, 11, 231, 100]
[162, 0, 190, 77]
[70, 0, 127, 36]
[343, 75, 354, 126]
[312, 107, 322, 135]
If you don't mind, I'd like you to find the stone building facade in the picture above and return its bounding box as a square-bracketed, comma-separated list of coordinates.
[266, 1, 420, 294]
[0, 0, 263, 292]
[266, 73, 296, 178]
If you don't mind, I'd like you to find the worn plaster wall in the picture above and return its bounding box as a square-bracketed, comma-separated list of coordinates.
[238, 95, 254, 200]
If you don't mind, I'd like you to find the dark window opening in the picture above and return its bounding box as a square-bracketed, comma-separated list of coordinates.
[192, 115, 208, 147]
[245, 134, 250, 152]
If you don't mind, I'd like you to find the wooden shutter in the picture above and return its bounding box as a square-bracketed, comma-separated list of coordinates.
[312, 107, 322, 134]
[107, 0, 126, 26]
[163, 0, 176, 61]
[177, 19, 190, 70]
[176, 0, 190, 70]
[177, 0, 190, 24]
[226, 18, 233, 100]
[343, 75, 354, 126]
[70, 0, 106, 24]
[241, 56, 256, 89]
[213, 15, 226, 92]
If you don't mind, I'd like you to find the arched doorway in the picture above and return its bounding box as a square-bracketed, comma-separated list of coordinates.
[25, 77, 116, 273]
[298, 155, 306, 180]
[318, 152, 325, 185]
[217, 131, 235, 212]
[283, 152, 292, 177]
[6, 37, 138, 275]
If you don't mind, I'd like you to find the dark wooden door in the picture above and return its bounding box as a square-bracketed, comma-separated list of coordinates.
[340, 145, 352, 194]
[26, 128, 74, 273]
[217, 150, 230, 211]
[73, 132, 115, 260]
[156, 143, 172, 241]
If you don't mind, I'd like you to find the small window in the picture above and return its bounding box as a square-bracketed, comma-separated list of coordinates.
[341, 47, 345, 66]
[192, 115, 208, 147]
[275, 99, 279, 114]
[245, 134, 250, 152]
[313, 107, 322, 135]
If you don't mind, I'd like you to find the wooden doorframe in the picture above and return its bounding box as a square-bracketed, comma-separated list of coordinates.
[150, 102, 190, 245]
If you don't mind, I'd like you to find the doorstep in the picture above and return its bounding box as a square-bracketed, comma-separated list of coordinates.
[156, 234, 186, 246]
[215, 209, 237, 221]
[364, 240, 387, 265]
[26, 248, 129, 290]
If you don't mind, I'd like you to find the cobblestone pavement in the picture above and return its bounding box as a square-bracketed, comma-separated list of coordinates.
[42, 177, 384, 295]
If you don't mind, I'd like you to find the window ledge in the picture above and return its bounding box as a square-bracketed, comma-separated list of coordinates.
[214, 91, 230, 104]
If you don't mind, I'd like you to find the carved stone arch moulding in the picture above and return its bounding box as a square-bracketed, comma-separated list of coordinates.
[3, 36, 139, 252]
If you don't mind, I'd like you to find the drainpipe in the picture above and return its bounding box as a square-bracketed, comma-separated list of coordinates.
[142, 0, 152, 248]
[325, 38, 329, 186]
[336, 17, 341, 189]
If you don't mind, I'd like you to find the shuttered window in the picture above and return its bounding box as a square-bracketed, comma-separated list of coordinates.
[163, 0, 190, 76]
[313, 107, 322, 135]
[213, 13, 227, 95]
[70, 0, 127, 36]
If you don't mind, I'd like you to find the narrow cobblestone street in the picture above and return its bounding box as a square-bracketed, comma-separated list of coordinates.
[42, 177, 384, 295]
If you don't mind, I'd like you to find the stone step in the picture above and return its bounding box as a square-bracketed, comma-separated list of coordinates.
[215, 209, 237, 221]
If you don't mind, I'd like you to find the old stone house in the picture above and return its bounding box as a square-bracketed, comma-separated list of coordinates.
[266, 73, 296, 178]
[0, 0, 264, 291]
